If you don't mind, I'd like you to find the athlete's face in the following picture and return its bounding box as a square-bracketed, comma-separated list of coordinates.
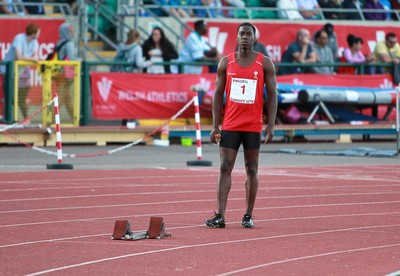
[237, 26, 255, 50]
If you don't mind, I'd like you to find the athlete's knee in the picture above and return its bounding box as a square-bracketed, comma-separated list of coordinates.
[220, 160, 234, 175]
[245, 163, 258, 177]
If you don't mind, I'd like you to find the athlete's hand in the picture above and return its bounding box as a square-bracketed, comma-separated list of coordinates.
[263, 125, 274, 144]
[210, 129, 221, 144]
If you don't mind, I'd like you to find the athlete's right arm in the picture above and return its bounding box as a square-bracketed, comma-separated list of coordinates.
[210, 56, 227, 144]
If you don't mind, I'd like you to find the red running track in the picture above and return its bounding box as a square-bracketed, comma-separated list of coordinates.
[0, 165, 400, 275]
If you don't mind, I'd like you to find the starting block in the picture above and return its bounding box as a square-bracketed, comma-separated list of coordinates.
[111, 220, 133, 240]
[111, 217, 171, 241]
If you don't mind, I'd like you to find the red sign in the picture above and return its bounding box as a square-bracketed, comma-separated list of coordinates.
[91, 72, 397, 120]
[194, 21, 400, 63]
[90, 73, 209, 119]
[0, 18, 64, 60]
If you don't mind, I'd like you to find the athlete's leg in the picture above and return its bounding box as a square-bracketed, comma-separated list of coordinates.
[243, 149, 259, 216]
[217, 147, 238, 217]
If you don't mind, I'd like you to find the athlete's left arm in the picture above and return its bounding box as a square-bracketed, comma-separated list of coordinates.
[263, 56, 277, 143]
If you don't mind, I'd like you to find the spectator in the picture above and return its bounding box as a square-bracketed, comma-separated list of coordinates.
[363, 0, 387, 20]
[322, 23, 339, 60]
[54, 0, 77, 15]
[277, 0, 303, 20]
[0, 0, 28, 15]
[22, 0, 45, 14]
[342, 0, 363, 20]
[379, 0, 392, 19]
[220, 0, 245, 18]
[53, 22, 78, 121]
[390, 0, 400, 20]
[313, 30, 334, 74]
[115, 29, 152, 73]
[340, 34, 374, 74]
[178, 20, 221, 74]
[279, 28, 317, 75]
[159, 0, 195, 17]
[142, 27, 179, 74]
[373, 32, 400, 73]
[319, 0, 345, 19]
[1, 23, 40, 121]
[296, 0, 320, 19]
[193, 0, 224, 18]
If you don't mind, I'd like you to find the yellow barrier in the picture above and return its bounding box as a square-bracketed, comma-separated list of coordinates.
[14, 60, 81, 126]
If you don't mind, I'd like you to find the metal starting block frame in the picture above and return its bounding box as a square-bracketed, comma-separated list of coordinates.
[111, 217, 171, 241]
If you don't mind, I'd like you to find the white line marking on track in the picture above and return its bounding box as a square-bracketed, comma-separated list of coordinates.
[2, 190, 400, 203]
[0, 209, 400, 248]
[217, 243, 400, 275]
[385, 270, 400, 276]
[2, 199, 400, 215]
[25, 224, 400, 275]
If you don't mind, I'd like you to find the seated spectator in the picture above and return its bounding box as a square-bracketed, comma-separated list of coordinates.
[342, 0, 363, 20]
[296, 0, 320, 19]
[178, 20, 221, 74]
[321, 23, 339, 60]
[363, 0, 387, 20]
[313, 30, 334, 74]
[277, 0, 303, 20]
[278, 28, 317, 75]
[142, 27, 179, 74]
[391, 0, 400, 15]
[379, 0, 392, 19]
[319, 0, 345, 19]
[373, 32, 400, 73]
[220, 0, 245, 18]
[54, 0, 77, 15]
[114, 29, 152, 73]
[161, 0, 195, 18]
[22, 0, 45, 15]
[1, 0, 28, 15]
[340, 34, 374, 74]
[193, 0, 224, 18]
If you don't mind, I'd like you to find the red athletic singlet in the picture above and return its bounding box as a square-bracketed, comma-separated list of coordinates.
[222, 52, 265, 133]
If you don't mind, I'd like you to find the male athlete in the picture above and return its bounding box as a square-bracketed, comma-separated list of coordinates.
[205, 22, 277, 228]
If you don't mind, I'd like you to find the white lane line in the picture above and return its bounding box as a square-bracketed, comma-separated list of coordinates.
[1, 210, 400, 241]
[217, 243, 400, 276]
[25, 224, 400, 276]
[385, 270, 400, 276]
[2, 199, 400, 215]
[3, 179, 400, 193]
[2, 190, 400, 203]
[0, 173, 220, 185]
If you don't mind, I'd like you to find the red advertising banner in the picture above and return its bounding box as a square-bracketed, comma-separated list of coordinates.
[0, 18, 65, 60]
[91, 72, 395, 120]
[193, 21, 400, 63]
[90, 73, 211, 119]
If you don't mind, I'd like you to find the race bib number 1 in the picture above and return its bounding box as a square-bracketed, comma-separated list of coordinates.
[230, 77, 257, 104]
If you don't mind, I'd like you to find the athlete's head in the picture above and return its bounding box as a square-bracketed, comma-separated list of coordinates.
[236, 22, 256, 50]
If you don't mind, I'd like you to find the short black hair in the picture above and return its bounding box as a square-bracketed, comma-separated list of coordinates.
[237, 22, 256, 35]
[194, 20, 205, 30]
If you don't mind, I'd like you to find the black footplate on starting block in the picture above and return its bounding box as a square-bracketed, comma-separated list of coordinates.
[111, 217, 171, 241]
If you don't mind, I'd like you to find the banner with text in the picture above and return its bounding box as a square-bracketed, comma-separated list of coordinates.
[90, 73, 217, 119]
[90, 72, 395, 119]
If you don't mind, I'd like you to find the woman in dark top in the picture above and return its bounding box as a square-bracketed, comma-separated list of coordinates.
[142, 27, 179, 74]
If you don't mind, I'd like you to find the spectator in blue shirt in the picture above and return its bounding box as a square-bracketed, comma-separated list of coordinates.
[178, 20, 221, 74]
